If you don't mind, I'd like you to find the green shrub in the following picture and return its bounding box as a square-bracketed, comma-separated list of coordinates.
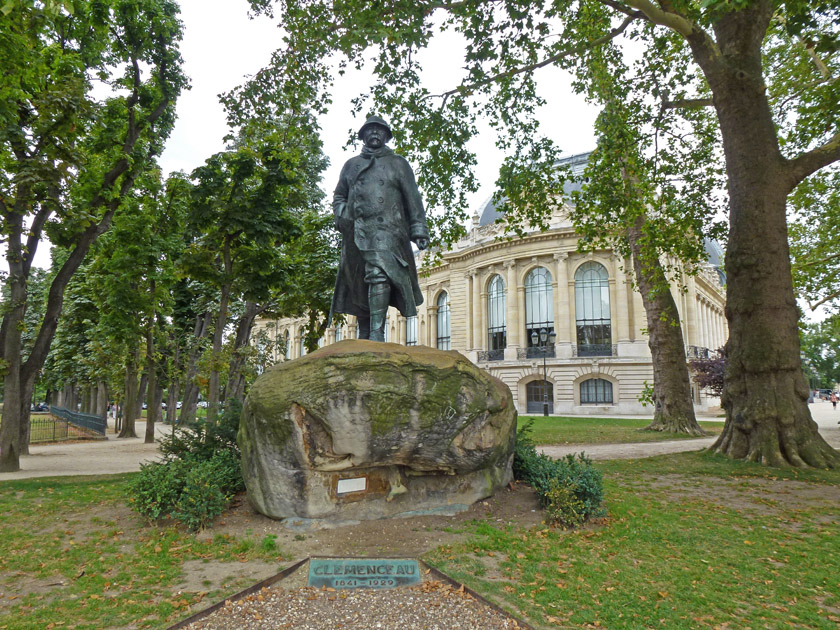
[127, 400, 244, 531]
[513, 419, 605, 526]
[543, 478, 586, 528]
[171, 451, 240, 531]
[128, 459, 189, 521]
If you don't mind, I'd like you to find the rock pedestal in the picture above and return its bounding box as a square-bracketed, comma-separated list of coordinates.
[238, 340, 516, 522]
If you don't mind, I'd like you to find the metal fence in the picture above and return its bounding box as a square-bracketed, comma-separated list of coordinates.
[29, 415, 70, 443]
[49, 406, 107, 436]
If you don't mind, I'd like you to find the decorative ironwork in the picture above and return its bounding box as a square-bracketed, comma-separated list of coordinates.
[573, 344, 616, 357]
[478, 349, 505, 362]
[524, 345, 555, 359]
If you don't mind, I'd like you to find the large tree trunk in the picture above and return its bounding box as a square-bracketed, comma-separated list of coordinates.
[627, 218, 705, 435]
[95, 382, 108, 418]
[144, 325, 157, 444]
[135, 372, 148, 421]
[224, 300, 261, 404]
[208, 238, 233, 423]
[179, 312, 210, 425]
[0, 247, 29, 470]
[119, 348, 140, 438]
[688, 2, 840, 467]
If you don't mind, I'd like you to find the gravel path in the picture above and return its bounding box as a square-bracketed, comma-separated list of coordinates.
[182, 580, 521, 630]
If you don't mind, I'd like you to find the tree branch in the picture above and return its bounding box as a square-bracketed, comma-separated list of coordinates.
[431, 12, 643, 100]
[22, 205, 53, 278]
[808, 288, 840, 311]
[787, 130, 840, 187]
[796, 250, 840, 268]
[615, 0, 694, 36]
[661, 98, 714, 110]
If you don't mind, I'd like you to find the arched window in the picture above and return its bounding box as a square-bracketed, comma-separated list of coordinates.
[526, 380, 554, 414]
[299, 333, 306, 357]
[283, 331, 290, 360]
[580, 378, 613, 404]
[436, 292, 451, 350]
[487, 274, 506, 359]
[525, 267, 554, 356]
[384, 318, 390, 342]
[335, 327, 343, 342]
[575, 262, 612, 356]
[406, 316, 417, 346]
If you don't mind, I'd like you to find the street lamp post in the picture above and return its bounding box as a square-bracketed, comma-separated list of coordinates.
[530, 327, 557, 416]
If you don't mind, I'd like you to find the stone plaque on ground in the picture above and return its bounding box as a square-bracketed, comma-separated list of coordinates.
[308, 558, 421, 589]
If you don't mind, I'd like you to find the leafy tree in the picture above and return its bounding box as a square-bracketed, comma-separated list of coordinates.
[689, 349, 727, 398]
[790, 167, 840, 314]
[800, 317, 840, 390]
[183, 128, 327, 421]
[0, 0, 186, 471]
[568, 36, 725, 435]
[250, 0, 840, 468]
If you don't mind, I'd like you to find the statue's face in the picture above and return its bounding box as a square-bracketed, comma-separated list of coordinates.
[362, 124, 388, 149]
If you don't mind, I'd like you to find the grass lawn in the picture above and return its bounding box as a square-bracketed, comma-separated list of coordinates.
[426, 452, 840, 629]
[521, 415, 724, 445]
[1, 454, 837, 629]
[0, 475, 285, 630]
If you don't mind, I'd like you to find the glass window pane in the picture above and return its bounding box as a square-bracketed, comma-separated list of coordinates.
[437, 292, 450, 350]
[487, 274, 506, 350]
[406, 316, 417, 346]
[575, 262, 611, 355]
[525, 267, 554, 346]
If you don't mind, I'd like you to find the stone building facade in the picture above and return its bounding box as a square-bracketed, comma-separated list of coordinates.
[253, 154, 728, 416]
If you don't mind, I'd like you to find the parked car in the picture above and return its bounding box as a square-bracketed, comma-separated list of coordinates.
[197, 401, 208, 408]
[176, 401, 182, 409]
[819, 389, 833, 400]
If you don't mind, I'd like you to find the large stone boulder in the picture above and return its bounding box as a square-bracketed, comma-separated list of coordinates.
[239, 340, 516, 522]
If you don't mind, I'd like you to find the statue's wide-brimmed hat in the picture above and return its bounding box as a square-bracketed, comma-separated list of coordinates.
[358, 116, 393, 141]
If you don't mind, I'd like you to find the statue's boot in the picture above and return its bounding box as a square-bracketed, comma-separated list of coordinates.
[357, 316, 371, 340]
[367, 283, 390, 342]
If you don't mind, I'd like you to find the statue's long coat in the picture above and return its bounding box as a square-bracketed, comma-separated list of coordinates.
[331, 149, 429, 318]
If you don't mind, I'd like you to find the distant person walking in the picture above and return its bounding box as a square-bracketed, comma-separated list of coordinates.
[831, 392, 838, 412]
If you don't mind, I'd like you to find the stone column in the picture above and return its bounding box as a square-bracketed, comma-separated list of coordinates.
[471, 270, 481, 350]
[567, 258, 578, 345]
[553, 253, 570, 343]
[464, 272, 474, 349]
[429, 306, 438, 348]
[613, 256, 631, 343]
[504, 261, 519, 350]
[685, 277, 698, 347]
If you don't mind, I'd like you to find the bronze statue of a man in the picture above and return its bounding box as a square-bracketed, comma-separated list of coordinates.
[331, 116, 430, 342]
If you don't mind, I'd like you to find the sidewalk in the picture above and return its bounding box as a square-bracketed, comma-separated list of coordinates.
[0, 420, 170, 481]
[2, 404, 839, 480]
[538, 400, 840, 460]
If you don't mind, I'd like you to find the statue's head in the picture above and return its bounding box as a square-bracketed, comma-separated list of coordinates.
[358, 116, 393, 149]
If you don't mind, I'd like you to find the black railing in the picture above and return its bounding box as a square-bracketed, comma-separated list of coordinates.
[50, 406, 107, 436]
[518, 346, 556, 360]
[29, 416, 70, 443]
[478, 349, 505, 362]
[573, 344, 616, 357]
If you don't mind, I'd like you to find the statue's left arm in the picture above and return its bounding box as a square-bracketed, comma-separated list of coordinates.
[397, 157, 430, 249]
